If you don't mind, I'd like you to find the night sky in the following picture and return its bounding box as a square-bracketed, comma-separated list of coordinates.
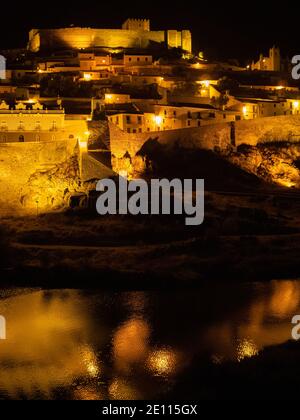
[1, 0, 299, 62]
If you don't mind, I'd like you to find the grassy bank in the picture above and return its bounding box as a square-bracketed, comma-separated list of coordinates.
[1, 186, 300, 287]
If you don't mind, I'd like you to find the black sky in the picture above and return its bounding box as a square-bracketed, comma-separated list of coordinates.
[1, 0, 299, 61]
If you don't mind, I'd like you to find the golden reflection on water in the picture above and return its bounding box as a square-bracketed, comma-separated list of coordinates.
[0, 281, 299, 399]
[269, 281, 300, 317]
[0, 290, 92, 398]
[113, 318, 150, 372]
[109, 377, 142, 400]
[147, 348, 178, 377]
[236, 339, 259, 362]
[80, 345, 100, 378]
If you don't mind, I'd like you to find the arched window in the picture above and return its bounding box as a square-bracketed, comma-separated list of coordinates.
[19, 135, 24, 142]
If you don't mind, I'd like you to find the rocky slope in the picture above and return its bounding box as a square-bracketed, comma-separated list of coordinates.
[228, 142, 300, 188]
[0, 140, 88, 215]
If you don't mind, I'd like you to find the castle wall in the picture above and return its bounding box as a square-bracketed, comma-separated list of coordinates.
[109, 115, 300, 163]
[109, 122, 231, 158]
[235, 115, 300, 146]
[29, 28, 166, 52]
[28, 28, 192, 52]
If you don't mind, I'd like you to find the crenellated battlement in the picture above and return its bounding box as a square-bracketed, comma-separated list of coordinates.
[122, 18, 150, 31]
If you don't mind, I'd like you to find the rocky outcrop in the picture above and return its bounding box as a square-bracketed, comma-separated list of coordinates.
[20, 154, 83, 213]
[229, 143, 300, 187]
[0, 140, 89, 215]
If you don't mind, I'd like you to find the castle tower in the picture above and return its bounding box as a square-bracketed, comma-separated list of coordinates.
[122, 19, 150, 31]
[269, 46, 281, 72]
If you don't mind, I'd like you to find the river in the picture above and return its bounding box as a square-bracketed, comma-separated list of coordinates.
[0, 280, 299, 399]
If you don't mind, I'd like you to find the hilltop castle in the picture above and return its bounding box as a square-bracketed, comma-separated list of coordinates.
[28, 18, 192, 53]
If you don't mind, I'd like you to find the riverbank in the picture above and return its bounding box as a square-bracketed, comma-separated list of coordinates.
[1, 186, 300, 287]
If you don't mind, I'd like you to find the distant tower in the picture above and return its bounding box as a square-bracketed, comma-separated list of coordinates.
[269, 46, 281, 71]
[122, 18, 150, 31]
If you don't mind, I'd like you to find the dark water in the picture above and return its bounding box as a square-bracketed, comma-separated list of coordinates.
[0, 280, 299, 399]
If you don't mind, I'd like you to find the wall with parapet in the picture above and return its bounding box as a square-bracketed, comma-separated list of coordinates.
[110, 115, 300, 162]
[109, 122, 231, 158]
[235, 115, 300, 146]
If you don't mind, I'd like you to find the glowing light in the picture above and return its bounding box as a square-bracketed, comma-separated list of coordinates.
[236, 338, 258, 362]
[84, 131, 91, 137]
[276, 86, 284, 90]
[242, 106, 247, 115]
[83, 73, 92, 81]
[277, 180, 296, 188]
[202, 80, 210, 88]
[80, 345, 100, 378]
[154, 115, 162, 125]
[79, 140, 88, 150]
[293, 101, 299, 109]
[147, 348, 177, 377]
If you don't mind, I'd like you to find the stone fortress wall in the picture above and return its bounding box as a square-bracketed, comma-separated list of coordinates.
[28, 19, 192, 53]
[109, 115, 300, 159]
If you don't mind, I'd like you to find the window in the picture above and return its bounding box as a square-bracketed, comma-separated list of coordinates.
[129, 57, 132, 62]
[132, 129, 137, 133]
[138, 128, 142, 133]
[127, 128, 131, 133]
[137, 116, 142, 124]
[164, 110, 167, 115]
[19, 135, 24, 142]
[223, 114, 226, 119]
[137, 57, 140, 62]
[187, 112, 192, 119]
[173, 111, 177, 116]
[126, 116, 131, 124]
[145, 57, 148, 62]
[197, 120, 201, 127]
[187, 120, 191, 126]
